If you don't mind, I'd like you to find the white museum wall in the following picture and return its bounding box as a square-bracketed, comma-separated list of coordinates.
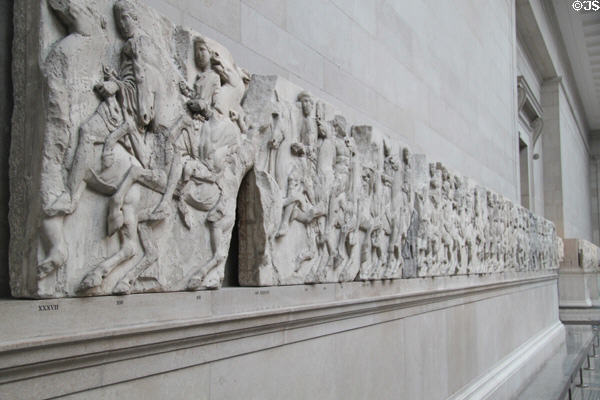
[559, 88, 593, 241]
[532, 138, 545, 216]
[145, 0, 520, 202]
[517, 40, 542, 101]
[541, 82, 593, 241]
[542, 81, 564, 235]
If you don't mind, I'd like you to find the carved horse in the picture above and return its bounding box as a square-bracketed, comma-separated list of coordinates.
[79, 19, 187, 294]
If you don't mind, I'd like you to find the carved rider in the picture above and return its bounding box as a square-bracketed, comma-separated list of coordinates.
[180, 36, 221, 122]
[297, 91, 318, 169]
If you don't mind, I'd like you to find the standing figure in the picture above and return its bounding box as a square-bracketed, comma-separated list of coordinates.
[185, 110, 245, 289]
[329, 116, 356, 268]
[297, 91, 318, 164]
[309, 115, 355, 280]
[180, 39, 252, 289]
[473, 188, 487, 271]
[37, 0, 107, 283]
[179, 37, 221, 122]
[385, 146, 412, 277]
[305, 110, 337, 282]
[289, 92, 325, 274]
[427, 164, 443, 275]
[176, 35, 223, 228]
[459, 184, 476, 271]
[276, 143, 316, 238]
[357, 166, 376, 279]
[276, 92, 318, 239]
[265, 103, 287, 178]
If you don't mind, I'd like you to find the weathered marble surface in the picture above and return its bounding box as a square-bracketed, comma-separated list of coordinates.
[238, 76, 562, 285]
[558, 238, 600, 309]
[577, 239, 600, 271]
[11, 0, 562, 298]
[238, 80, 561, 285]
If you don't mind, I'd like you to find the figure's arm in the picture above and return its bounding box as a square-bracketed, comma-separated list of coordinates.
[229, 110, 248, 133]
[316, 119, 330, 138]
[186, 98, 209, 114]
[101, 115, 135, 168]
[179, 80, 194, 98]
[269, 116, 286, 150]
[94, 65, 121, 99]
[185, 159, 218, 183]
[152, 143, 183, 216]
[212, 60, 231, 85]
[94, 80, 119, 99]
[381, 173, 393, 186]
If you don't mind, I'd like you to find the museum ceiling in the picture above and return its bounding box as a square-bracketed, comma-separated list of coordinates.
[554, 0, 600, 131]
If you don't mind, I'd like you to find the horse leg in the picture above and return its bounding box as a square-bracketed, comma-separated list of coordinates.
[38, 215, 68, 279]
[113, 221, 159, 294]
[386, 237, 401, 278]
[80, 203, 138, 291]
[111, 164, 170, 294]
[369, 239, 380, 279]
[187, 220, 228, 290]
[303, 219, 325, 283]
[108, 165, 164, 235]
[203, 224, 227, 285]
[107, 166, 137, 235]
[151, 151, 181, 220]
[316, 228, 337, 280]
[62, 114, 118, 214]
[276, 199, 297, 238]
[293, 219, 317, 274]
[360, 227, 373, 280]
[334, 225, 348, 269]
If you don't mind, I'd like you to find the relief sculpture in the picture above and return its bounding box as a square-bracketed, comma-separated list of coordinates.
[12, 0, 251, 297]
[10, 0, 562, 298]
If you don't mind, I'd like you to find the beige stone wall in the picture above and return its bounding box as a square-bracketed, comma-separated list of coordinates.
[145, 0, 520, 201]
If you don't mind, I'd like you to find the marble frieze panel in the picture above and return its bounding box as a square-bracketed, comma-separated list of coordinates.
[237, 75, 562, 285]
[10, 0, 562, 298]
[12, 0, 253, 297]
[560, 238, 599, 271]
